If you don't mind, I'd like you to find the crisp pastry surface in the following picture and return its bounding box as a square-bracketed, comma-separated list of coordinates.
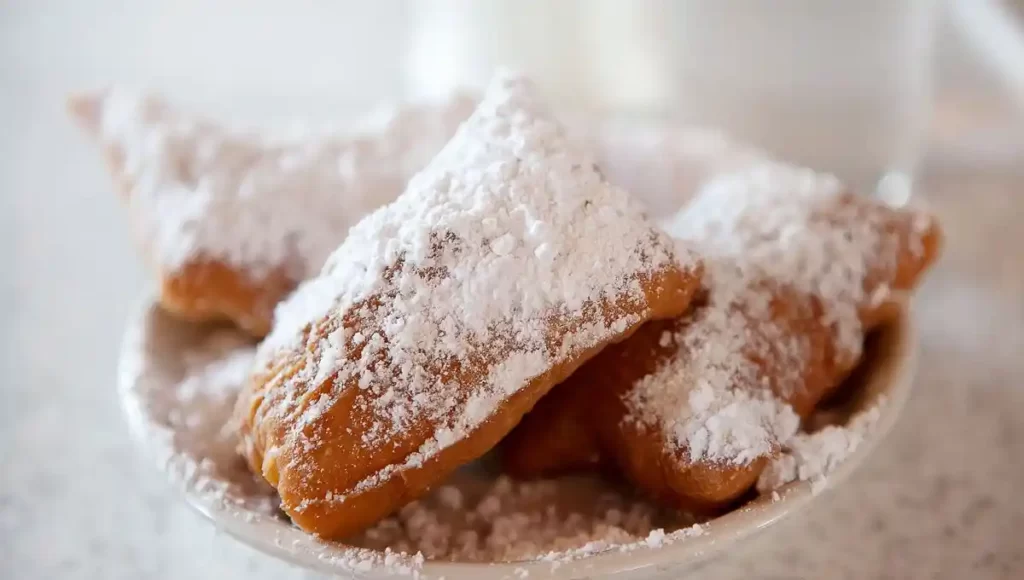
[503, 163, 942, 512]
[233, 72, 702, 540]
[69, 89, 476, 335]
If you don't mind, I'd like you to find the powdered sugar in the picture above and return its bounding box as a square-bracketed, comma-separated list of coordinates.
[172, 335, 257, 431]
[535, 524, 706, 567]
[758, 400, 885, 493]
[665, 162, 904, 359]
[72, 88, 476, 280]
[253, 71, 684, 506]
[623, 161, 919, 466]
[624, 293, 803, 465]
[117, 304, 278, 516]
[353, 473, 702, 562]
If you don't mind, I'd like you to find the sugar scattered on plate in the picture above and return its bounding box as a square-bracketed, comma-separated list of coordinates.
[758, 399, 885, 493]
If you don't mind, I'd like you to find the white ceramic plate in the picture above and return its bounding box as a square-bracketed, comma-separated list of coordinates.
[117, 294, 916, 580]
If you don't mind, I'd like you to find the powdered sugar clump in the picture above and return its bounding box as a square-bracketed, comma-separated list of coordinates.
[624, 294, 803, 465]
[629, 344, 801, 464]
[666, 162, 898, 359]
[758, 400, 885, 493]
[255, 71, 684, 502]
[73, 88, 476, 279]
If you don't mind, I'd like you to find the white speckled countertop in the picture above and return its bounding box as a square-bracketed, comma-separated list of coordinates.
[3, 4, 1024, 578]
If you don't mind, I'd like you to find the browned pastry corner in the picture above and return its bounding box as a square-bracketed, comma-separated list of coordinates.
[68, 88, 475, 336]
[159, 261, 295, 336]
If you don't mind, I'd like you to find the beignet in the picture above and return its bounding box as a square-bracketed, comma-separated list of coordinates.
[233, 72, 702, 539]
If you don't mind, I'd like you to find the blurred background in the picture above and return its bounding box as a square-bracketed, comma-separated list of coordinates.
[3, 1, 1023, 579]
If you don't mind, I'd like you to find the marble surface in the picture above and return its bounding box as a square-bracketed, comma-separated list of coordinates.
[4, 5, 1024, 579]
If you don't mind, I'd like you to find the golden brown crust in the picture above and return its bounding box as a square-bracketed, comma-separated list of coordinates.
[160, 261, 295, 337]
[502, 195, 943, 513]
[502, 286, 821, 514]
[235, 265, 703, 539]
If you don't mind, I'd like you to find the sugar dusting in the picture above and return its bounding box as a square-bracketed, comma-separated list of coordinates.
[173, 333, 256, 432]
[581, 131, 815, 466]
[622, 260, 821, 465]
[168, 335, 284, 515]
[73, 88, 476, 279]
[118, 308, 278, 516]
[758, 400, 885, 494]
[252, 71, 687, 506]
[667, 163, 904, 360]
[621, 161, 924, 466]
[352, 473, 703, 562]
[625, 306, 803, 465]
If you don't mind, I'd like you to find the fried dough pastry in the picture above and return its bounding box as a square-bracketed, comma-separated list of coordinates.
[502, 163, 942, 513]
[69, 89, 476, 335]
[232, 73, 703, 540]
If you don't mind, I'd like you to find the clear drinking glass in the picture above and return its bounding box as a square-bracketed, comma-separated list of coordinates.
[405, 0, 677, 116]
[666, 0, 939, 200]
[405, 0, 939, 198]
